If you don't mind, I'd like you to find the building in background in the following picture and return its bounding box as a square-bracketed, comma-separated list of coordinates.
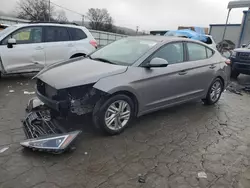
[209, 24, 241, 46]
[209, 9, 250, 48]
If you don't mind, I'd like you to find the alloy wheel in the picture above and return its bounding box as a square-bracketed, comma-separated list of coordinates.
[104, 100, 131, 131]
[210, 81, 222, 102]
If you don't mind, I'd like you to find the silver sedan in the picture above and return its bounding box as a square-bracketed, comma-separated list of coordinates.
[35, 36, 231, 135]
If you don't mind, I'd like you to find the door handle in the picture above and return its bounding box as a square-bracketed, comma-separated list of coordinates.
[35, 46, 43, 50]
[209, 65, 216, 69]
[68, 44, 74, 47]
[178, 70, 187, 75]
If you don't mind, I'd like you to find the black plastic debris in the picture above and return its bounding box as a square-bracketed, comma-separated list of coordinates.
[138, 174, 146, 183]
[242, 86, 250, 92]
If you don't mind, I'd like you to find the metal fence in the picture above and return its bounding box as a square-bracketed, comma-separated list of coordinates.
[0, 16, 29, 25]
[89, 29, 127, 47]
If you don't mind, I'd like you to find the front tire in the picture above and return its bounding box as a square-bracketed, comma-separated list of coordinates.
[202, 78, 223, 105]
[93, 94, 135, 135]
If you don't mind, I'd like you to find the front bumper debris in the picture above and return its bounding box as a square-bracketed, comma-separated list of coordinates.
[21, 97, 81, 154]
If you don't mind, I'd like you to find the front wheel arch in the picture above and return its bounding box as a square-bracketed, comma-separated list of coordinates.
[109, 91, 139, 116]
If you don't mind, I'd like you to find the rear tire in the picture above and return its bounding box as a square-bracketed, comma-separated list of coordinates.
[93, 94, 135, 135]
[231, 70, 239, 79]
[202, 78, 223, 105]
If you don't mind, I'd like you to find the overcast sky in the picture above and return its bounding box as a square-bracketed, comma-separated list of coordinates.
[0, 0, 246, 31]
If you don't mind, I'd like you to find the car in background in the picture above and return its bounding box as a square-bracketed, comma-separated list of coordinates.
[0, 24, 9, 31]
[34, 36, 230, 135]
[165, 30, 217, 49]
[204, 35, 217, 49]
[0, 22, 97, 77]
[230, 43, 250, 78]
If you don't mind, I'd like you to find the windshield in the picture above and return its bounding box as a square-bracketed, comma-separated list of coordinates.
[0, 26, 17, 38]
[90, 38, 157, 66]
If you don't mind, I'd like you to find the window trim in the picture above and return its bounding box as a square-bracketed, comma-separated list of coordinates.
[43, 26, 71, 43]
[140, 41, 186, 67]
[206, 47, 214, 58]
[185, 41, 215, 61]
[0, 26, 44, 45]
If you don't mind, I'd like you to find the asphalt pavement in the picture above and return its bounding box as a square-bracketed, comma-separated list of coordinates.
[1, 74, 250, 188]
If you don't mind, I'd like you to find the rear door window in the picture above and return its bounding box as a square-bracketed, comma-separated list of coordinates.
[187, 42, 207, 61]
[68, 28, 87, 40]
[44, 26, 70, 42]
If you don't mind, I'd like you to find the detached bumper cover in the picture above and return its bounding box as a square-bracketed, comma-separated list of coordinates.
[21, 98, 81, 153]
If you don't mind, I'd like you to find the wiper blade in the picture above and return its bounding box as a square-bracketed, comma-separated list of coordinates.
[91, 57, 116, 64]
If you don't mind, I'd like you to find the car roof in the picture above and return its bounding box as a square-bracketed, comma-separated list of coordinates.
[12, 23, 86, 29]
[127, 35, 202, 43]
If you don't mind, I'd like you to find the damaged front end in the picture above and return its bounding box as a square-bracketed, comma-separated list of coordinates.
[21, 98, 81, 154]
[21, 82, 107, 153]
[68, 84, 107, 116]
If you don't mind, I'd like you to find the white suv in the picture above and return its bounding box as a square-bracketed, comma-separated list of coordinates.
[0, 23, 97, 76]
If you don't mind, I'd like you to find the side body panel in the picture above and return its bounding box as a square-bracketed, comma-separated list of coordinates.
[94, 64, 208, 116]
[0, 42, 45, 73]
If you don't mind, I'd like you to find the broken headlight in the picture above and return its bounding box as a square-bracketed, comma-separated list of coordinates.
[20, 131, 81, 151]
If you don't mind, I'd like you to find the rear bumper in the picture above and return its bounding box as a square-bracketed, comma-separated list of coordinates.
[230, 58, 250, 75]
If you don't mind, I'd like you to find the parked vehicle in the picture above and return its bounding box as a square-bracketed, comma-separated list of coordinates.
[230, 44, 250, 78]
[204, 35, 217, 49]
[0, 22, 97, 77]
[33, 36, 230, 135]
[0, 24, 9, 31]
[164, 30, 217, 49]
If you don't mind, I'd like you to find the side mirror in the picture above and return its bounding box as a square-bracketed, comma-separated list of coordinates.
[7, 38, 16, 48]
[145, 57, 169, 68]
[241, 44, 247, 48]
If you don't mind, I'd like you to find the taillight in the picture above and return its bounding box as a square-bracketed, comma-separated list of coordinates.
[90, 40, 98, 49]
[225, 59, 231, 65]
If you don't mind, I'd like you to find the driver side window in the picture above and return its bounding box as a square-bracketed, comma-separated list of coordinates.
[2, 27, 42, 45]
[150, 42, 184, 64]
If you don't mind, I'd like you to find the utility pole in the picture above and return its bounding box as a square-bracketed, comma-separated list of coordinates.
[48, 0, 51, 22]
[136, 26, 139, 35]
[82, 15, 85, 26]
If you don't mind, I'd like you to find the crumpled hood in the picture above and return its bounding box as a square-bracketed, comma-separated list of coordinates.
[234, 48, 250, 53]
[36, 58, 127, 89]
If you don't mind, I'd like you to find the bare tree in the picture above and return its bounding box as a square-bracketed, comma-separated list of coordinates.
[17, 0, 55, 21]
[56, 10, 68, 23]
[87, 8, 114, 31]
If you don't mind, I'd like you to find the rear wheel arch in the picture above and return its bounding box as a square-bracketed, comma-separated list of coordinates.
[215, 76, 225, 89]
